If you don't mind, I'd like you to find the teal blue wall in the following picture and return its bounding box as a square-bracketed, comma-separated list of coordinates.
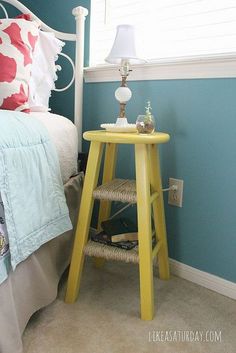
[83, 79, 236, 283]
[5, 1, 236, 282]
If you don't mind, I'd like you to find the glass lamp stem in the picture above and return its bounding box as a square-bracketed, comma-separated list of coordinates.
[119, 59, 131, 77]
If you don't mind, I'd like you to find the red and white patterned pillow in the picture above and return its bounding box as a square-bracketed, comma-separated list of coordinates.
[0, 18, 39, 112]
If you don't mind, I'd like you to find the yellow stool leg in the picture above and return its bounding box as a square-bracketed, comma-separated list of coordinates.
[94, 143, 118, 268]
[65, 141, 104, 303]
[149, 144, 170, 280]
[135, 144, 154, 320]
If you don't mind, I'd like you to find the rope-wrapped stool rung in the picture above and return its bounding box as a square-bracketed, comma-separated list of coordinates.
[84, 241, 139, 264]
[93, 179, 137, 203]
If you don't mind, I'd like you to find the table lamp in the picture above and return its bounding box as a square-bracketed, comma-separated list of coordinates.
[105, 24, 145, 128]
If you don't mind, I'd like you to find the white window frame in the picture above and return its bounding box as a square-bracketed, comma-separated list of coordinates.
[85, 0, 236, 83]
[84, 54, 236, 83]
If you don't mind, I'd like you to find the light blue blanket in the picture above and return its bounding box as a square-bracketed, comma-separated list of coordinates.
[0, 110, 72, 281]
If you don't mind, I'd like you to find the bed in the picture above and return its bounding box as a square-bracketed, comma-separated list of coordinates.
[0, 1, 88, 352]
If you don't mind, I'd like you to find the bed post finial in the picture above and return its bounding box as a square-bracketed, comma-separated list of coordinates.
[72, 6, 88, 152]
[72, 6, 89, 19]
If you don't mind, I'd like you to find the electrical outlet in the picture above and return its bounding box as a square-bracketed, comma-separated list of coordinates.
[168, 178, 184, 207]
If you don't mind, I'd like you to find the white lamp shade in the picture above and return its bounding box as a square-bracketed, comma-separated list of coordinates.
[105, 24, 145, 64]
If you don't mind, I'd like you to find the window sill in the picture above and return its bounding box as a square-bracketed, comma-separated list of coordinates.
[84, 54, 236, 83]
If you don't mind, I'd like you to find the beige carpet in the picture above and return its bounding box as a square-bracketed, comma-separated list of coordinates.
[23, 259, 236, 353]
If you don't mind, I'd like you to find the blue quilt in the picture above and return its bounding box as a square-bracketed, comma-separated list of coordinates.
[0, 110, 72, 283]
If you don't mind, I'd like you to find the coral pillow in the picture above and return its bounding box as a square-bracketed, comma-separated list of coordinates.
[0, 18, 39, 112]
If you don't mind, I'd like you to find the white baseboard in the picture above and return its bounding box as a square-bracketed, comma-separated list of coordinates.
[169, 258, 236, 300]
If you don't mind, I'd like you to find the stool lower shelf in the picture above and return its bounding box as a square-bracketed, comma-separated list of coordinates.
[84, 240, 162, 265]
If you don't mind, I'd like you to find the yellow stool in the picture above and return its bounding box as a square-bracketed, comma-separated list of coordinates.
[65, 130, 170, 320]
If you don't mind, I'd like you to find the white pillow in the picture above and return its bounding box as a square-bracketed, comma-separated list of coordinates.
[29, 31, 64, 112]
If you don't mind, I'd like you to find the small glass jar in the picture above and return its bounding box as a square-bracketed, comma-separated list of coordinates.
[136, 114, 155, 134]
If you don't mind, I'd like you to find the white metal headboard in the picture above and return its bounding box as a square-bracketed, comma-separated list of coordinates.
[0, 0, 88, 152]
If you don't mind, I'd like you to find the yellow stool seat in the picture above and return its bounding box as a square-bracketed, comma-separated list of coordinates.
[84, 130, 170, 144]
[65, 130, 170, 320]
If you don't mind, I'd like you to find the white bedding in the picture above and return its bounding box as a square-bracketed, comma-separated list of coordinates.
[30, 112, 78, 184]
[0, 112, 80, 352]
